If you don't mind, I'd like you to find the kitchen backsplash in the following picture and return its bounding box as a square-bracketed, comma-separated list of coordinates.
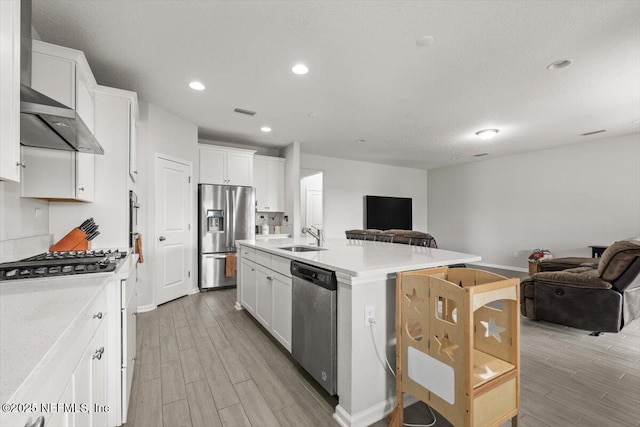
[255, 212, 285, 234]
[0, 234, 52, 263]
[0, 180, 50, 262]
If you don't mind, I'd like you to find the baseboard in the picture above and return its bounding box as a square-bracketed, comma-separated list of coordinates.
[189, 287, 200, 295]
[333, 395, 419, 427]
[136, 303, 156, 313]
[471, 262, 528, 273]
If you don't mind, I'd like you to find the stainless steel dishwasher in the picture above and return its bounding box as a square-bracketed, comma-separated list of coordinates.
[291, 261, 338, 396]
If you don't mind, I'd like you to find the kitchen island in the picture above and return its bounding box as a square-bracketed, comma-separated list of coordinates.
[235, 238, 481, 427]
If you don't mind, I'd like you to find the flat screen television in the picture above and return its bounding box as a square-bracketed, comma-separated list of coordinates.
[364, 195, 412, 230]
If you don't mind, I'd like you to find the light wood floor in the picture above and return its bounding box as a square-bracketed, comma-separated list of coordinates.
[126, 288, 640, 427]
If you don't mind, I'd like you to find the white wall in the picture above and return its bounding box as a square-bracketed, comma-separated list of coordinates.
[427, 134, 640, 270]
[300, 154, 429, 238]
[283, 142, 301, 237]
[136, 102, 199, 308]
[0, 180, 50, 261]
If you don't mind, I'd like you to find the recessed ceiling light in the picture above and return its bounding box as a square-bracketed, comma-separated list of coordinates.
[450, 157, 459, 160]
[308, 112, 318, 118]
[416, 36, 434, 47]
[475, 129, 499, 140]
[189, 81, 205, 91]
[291, 64, 309, 75]
[260, 126, 272, 133]
[355, 139, 366, 143]
[547, 59, 572, 70]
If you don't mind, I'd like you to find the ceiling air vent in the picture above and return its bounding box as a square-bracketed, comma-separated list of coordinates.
[233, 107, 257, 116]
[581, 129, 606, 136]
[473, 153, 489, 157]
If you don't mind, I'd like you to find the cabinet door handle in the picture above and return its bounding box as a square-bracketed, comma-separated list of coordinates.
[159, 236, 166, 241]
[92, 347, 105, 360]
[93, 312, 103, 319]
[133, 311, 138, 316]
[78, 187, 85, 191]
[16, 161, 26, 168]
[266, 276, 273, 281]
[24, 416, 44, 427]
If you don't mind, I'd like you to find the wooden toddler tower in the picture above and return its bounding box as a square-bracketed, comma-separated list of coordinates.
[390, 267, 520, 427]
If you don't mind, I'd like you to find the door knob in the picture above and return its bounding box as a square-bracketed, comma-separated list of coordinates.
[159, 236, 166, 241]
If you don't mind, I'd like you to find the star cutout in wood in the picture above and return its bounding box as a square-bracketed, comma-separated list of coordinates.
[434, 332, 459, 361]
[405, 288, 423, 312]
[480, 317, 506, 343]
[476, 365, 497, 381]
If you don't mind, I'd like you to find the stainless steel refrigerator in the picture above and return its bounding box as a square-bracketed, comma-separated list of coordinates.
[198, 184, 255, 290]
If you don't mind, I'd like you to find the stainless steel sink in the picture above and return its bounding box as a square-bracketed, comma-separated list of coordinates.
[278, 245, 327, 252]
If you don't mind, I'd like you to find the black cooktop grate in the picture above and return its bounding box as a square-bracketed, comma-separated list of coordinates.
[0, 250, 127, 281]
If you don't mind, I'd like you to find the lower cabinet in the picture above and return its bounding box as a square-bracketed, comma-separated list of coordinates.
[240, 259, 257, 315]
[238, 246, 292, 352]
[1, 284, 113, 427]
[270, 272, 292, 349]
[255, 264, 273, 328]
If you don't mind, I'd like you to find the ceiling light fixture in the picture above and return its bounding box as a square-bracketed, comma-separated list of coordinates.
[291, 64, 309, 75]
[189, 81, 205, 91]
[355, 139, 366, 143]
[475, 129, 499, 140]
[261, 126, 272, 133]
[547, 59, 572, 70]
[308, 112, 318, 118]
[416, 36, 434, 47]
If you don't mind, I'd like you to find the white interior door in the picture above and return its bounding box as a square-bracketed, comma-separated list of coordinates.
[155, 156, 191, 305]
[305, 189, 323, 229]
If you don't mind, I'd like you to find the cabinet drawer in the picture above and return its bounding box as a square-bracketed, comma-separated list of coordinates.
[239, 246, 256, 262]
[271, 254, 291, 278]
[255, 249, 271, 268]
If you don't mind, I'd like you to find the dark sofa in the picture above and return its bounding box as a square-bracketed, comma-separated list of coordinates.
[520, 240, 640, 333]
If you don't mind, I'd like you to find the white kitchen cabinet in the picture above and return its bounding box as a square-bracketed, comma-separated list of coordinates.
[240, 259, 257, 315]
[48, 86, 138, 249]
[254, 155, 285, 212]
[0, 0, 21, 182]
[21, 41, 98, 201]
[271, 271, 292, 350]
[255, 264, 273, 328]
[238, 246, 292, 351]
[0, 285, 109, 427]
[199, 144, 255, 186]
[21, 146, 95, 201]
[121, 261, 137, 424]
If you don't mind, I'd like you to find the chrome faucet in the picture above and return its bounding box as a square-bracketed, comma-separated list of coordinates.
[302, 226, 324, 247]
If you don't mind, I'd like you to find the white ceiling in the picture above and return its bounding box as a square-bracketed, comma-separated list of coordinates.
[32, 0, 640, 170]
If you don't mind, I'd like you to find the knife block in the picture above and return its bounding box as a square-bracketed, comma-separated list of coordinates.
[50, 228, 90, 252]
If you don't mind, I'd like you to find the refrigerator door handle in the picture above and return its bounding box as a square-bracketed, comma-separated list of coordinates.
[205, 254, 229, 260]
[231, 189, 237, 250]
[225, 189, 231, 249]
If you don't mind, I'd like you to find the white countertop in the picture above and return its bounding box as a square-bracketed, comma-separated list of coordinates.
[237, 238, 481, 279]
[0, 254, 136, 403]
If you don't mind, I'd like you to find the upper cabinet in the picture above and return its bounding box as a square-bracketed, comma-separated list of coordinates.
[254, 155, 285, 212]
[199, 144, 255, 186]
[0, 0, 21, 182]
[21, 41, 98, 201]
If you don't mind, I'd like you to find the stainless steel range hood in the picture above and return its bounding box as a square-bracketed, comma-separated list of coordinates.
[19, 0, 104, 155]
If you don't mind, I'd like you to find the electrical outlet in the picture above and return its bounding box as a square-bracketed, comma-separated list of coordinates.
[513, 251, 519, 258]
[364, 305, 375, 326]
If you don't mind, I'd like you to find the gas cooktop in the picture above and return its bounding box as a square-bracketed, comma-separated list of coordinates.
[0, 250, 127, 281]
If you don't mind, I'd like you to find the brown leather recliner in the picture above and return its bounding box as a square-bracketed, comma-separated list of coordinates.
[520, 240, 640, 333]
